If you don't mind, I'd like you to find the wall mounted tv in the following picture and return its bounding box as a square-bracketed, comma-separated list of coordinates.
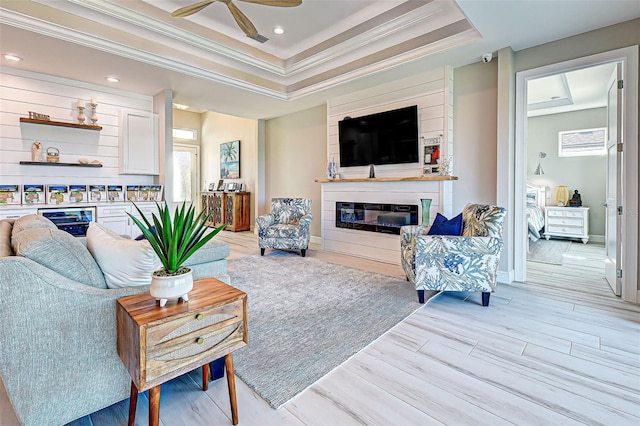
[338, 105, 419, 167]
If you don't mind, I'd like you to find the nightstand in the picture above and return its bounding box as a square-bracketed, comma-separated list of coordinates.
[116, 278, 248, 426]
[543, 206, 589, 244]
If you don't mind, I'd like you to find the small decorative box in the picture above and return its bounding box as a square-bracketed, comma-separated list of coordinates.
[0, 185, 21, 205]
[107, 185, 124, 202]
[89, 185, 106, 203]
[148, 184, 163, 202]
[126, 185, 140, 202]
[69, 185, 88, 203]
[23, 184, 45, 205]
[47, 185, 69, 205]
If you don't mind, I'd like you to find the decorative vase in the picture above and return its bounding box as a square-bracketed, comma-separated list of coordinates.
[421, 198, 432, 225]
[150, 267, 193, 307]
[556, 185, 569, 207]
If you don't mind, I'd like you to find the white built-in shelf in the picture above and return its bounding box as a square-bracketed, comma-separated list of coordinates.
[20, 117, 102, 131]
[20, 161, 103, 168]
[315, 176, 458, 183]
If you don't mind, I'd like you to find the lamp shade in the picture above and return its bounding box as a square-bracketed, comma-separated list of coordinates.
[556, 185, 569, 206]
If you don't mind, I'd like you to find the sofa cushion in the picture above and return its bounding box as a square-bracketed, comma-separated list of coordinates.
[11, 227, 107, 288]
[183, 238, 230, 267]
[261, 223, 302, 239]
[11, 214, 57, 235]
[0, 220, 13, 257]
[86, 222, 160, 289]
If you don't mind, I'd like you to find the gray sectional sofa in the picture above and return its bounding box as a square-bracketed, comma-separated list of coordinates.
[0, 215, 230, 425]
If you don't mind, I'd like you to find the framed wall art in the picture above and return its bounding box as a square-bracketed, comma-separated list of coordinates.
[422, 137, 441, 175]
[220, 140, 240, 179]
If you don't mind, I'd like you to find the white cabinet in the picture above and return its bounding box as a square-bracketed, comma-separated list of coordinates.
[119, 109, 159, 175]
[97, 203, 162, 238]
[544, 206, 589, 244]
[0, 207, 37, 220]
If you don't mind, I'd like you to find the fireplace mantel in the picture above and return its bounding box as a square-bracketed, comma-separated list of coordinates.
[315, 176, 458, 183]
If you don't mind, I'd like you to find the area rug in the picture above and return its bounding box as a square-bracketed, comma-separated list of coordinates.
[527, 239, 572, 265]
[226, 251, 437, 408]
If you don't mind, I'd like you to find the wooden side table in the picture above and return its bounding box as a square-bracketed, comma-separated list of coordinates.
[117, 278, 248, 426]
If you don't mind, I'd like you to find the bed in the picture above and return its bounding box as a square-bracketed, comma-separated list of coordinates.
[526, 182, 546, 244]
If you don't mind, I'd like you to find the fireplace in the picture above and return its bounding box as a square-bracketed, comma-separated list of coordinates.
[335, 202, 418, 235]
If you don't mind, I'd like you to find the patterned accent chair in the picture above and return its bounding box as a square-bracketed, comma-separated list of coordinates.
[256, 198, 313, 257]
[400, 203, 506, 306]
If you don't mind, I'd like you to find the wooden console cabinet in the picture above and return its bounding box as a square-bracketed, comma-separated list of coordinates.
[202, 191, 250, 232]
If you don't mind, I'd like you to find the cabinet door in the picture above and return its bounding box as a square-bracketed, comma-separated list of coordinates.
[0, 208, 37, 220]
[119, 109, 159, 175]
[98, 216, 130, 237]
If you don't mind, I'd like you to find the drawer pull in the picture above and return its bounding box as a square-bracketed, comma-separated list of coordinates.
[196, 337, 204, 344]
[196, 313, 204, 320]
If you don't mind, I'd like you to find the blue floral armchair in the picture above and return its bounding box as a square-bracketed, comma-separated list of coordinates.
[256, 198, 312, 257]
[400, 203, 506, 306]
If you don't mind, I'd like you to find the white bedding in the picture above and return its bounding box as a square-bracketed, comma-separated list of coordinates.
[527, 205, 545, 241]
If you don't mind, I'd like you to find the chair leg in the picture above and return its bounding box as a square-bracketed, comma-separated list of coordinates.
[482, 291, 490, 307]
[260, 248, 265, 256]
[417, 289, 425, 304]
[301, 249, 306, 257]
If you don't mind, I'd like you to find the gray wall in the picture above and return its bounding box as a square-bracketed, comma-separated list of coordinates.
[264, 104, 327, 238]
[528, 108, 607, 237]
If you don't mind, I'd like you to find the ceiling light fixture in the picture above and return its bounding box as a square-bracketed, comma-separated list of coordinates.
[173, 103, 190, 110]
[3, 54, 23, 62]
[273, 26, 285, 35]
[106, 76, 120, 83]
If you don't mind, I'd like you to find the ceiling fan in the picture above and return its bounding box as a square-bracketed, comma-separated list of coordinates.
[171, 0, 302, 43]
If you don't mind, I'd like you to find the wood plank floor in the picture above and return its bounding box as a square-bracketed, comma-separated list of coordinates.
[2, 234, 638, 425]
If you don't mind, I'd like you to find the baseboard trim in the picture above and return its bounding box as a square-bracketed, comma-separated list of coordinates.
[497, 269, 514, 284]
[588, 234, 604, 244]
[310, 235, 322, 245]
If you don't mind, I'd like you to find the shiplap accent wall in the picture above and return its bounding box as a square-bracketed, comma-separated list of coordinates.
[322, 67, 454, 263]
[0, 68, 154, 187]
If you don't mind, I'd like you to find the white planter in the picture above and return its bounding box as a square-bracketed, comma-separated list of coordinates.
[150, 267, 193, 307]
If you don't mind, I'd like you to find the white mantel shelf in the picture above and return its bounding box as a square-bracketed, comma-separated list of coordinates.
[315, 176, 458, 183]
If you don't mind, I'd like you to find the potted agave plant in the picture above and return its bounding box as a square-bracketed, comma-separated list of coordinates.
[128, 202, 225, 307]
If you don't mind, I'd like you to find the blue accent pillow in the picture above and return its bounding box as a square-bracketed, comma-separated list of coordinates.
[134, 226, 156, 241]
[427, 212, 463, 236]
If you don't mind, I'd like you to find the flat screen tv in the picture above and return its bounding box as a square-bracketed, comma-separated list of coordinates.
[338, 105, 419, 167]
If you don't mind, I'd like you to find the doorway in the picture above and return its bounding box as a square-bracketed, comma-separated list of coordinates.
[514, 46, 638, 304]
[173, 144, 200, 211]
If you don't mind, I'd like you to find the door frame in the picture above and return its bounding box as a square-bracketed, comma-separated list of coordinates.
[173, 143, 200, 210]
[514, 46, 638, 303]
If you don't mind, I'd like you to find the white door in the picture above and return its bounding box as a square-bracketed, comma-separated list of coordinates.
[604, 64, 622, 296]
[173, 144, 199, 211]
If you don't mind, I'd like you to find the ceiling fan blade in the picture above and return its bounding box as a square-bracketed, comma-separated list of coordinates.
[171, 0, 217, 18]
[226, 1, 259, 39]
[237, 0, 302, 6]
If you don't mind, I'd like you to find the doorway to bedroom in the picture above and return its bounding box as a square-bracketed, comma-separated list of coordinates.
[514, 46, 639, 301]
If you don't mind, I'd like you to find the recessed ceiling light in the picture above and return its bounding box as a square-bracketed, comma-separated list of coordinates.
[173, 103, 190, 110]
[273, 26, 285, 35]
[3, 54, 23, 62]
[106, 76, 120, 83]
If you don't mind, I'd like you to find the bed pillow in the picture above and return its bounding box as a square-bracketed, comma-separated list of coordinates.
[427, 213, 463, 236]
[86, 222, 160, 289]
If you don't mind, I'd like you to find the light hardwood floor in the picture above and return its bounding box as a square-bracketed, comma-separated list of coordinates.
[2, 233, 639, 425]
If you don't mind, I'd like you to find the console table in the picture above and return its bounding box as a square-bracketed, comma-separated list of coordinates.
[202, 191, 251, 232]
[116, 279, 248, 426]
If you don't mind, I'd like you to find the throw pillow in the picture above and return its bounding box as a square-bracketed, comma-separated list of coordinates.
[86, 222, 161, 289]
[427, 212, 463, 236]
[11, 227, 107, 288]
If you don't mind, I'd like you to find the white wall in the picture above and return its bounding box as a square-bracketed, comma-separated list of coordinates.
[0, 68, 154, 189]
[322, 68, 454, 263]
[527, 108, 607, 237]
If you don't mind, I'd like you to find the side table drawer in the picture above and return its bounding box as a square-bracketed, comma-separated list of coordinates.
[547, 217, 583, 226]
[547, 224, 582, 236]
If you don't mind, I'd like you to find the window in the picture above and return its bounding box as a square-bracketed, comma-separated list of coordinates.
[172, 127, 197, 140]
[558, 127, 606, 157]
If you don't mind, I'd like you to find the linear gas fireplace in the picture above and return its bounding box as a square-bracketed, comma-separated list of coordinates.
[336, 202, 418, 235]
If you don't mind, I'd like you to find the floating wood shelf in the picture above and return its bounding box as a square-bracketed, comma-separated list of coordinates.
[315, 176, 458, 183]
[20, 161, 103, 168]
[20, 117, 102, 131]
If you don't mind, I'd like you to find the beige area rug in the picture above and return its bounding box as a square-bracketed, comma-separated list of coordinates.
[226, 251, 438, 408]
[527, 239, 572, 265]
